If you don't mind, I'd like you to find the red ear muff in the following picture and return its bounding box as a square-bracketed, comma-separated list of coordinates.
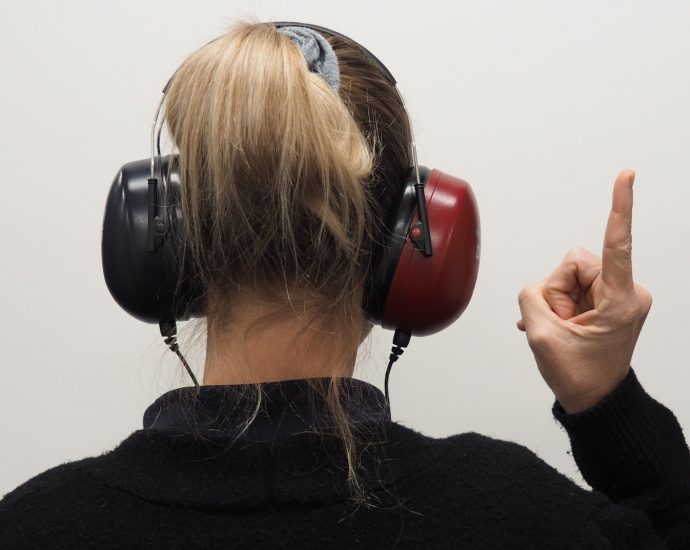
[365, 168, 480, 336]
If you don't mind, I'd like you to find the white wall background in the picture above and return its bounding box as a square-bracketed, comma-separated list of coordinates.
[1, 0, 688, 497]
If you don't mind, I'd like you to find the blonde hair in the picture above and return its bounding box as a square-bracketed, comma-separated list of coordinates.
[164, 21, 412, 503]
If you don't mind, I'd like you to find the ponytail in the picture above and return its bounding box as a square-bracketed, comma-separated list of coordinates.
[165, 23, 373, 297]
[164, 21, 411, 504]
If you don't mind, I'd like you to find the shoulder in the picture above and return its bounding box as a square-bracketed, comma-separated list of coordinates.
[386, 421, 554, 469]
[1, 458, 93, 509]
[385, 421, 594, 504]
[0, 456, 108, 547]
[382, 423, 664, 547]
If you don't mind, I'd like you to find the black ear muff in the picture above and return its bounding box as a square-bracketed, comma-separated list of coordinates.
[102, 155, 200, 324]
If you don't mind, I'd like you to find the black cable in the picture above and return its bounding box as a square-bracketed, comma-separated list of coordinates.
[160, 320, 199, 387]
[384, 329, 412, 406]
[384, 357, 397, 404]
[167, 339, 199, 387]
[158, 321, 411, 394]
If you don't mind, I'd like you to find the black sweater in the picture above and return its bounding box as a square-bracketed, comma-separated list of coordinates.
[1, 368, 689, 549]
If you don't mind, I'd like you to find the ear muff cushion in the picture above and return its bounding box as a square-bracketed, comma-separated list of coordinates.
[363, 167, 424, 324]
[381, 170, 480, 336]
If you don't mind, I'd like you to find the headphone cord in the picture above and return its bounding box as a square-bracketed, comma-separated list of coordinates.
[160, 320, 199, 387]
[157, 321, 409, 394]
[384, 329, 412, 406]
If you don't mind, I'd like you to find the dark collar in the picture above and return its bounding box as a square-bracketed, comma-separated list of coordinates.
[143, 377, 391, 442]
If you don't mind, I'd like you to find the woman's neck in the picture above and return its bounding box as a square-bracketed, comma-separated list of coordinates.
[203, 303, 359, 385]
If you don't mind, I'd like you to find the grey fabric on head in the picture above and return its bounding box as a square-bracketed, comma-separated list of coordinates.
[278, 26, 340, 92]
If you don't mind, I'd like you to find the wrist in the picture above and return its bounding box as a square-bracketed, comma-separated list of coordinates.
[556, 367, 631, 414]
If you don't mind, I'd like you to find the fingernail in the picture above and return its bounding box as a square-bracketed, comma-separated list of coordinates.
[630, 170, 636, 186]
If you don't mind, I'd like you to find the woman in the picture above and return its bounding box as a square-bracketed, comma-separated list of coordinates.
[1, 21, 688, 549]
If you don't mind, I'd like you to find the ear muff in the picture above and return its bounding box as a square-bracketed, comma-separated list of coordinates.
[102, 157, 480, 336]
[102, 156, 201, 324]
[365, 168, 480, 336]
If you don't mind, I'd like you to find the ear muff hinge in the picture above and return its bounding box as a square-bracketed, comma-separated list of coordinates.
[408, 222, 427, 253]
[147, 177, 168, 252]
[147, 177, 159, 252]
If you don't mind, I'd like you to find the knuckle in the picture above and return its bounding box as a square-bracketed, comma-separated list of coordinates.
[518, 285, 538, 305]
[566, 246, 590, 261]
[621, 241, 633, 259]
[605, 239, 632, 260]
[563, 247, 600, 272]
[644, 291, 653, 310]
[620, 304, 641, 324]
[618, 300, 647, 325]
[637, 286, 653, 311]
[526, 328, 550, 348]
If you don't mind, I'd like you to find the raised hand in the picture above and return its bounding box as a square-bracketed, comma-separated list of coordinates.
[517, 170, 652, 414]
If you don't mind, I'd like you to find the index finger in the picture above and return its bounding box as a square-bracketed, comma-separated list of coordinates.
[601, 169, 635, 292]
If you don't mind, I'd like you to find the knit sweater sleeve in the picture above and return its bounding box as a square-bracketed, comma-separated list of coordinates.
[552, 367, 690, 549]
